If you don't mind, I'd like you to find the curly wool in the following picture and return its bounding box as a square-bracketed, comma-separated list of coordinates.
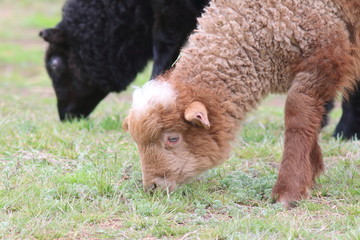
[170, 0, 359, 119]
[58, 0, 153, 91]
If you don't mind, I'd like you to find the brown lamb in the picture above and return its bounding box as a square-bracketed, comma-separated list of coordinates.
[123, 0, 360, 208]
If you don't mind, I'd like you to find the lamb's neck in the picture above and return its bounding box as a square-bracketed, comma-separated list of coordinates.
[169, 54, 269, 121]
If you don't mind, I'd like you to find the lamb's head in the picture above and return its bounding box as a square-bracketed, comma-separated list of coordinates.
[123, 81, 228, 192]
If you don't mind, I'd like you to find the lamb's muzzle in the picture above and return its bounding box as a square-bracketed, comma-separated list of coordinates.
[143, 177, 177, 193]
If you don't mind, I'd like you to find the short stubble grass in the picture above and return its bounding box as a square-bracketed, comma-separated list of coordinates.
[0, 1, 359, 239]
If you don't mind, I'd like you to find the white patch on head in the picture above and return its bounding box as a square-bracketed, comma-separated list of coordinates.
[131, 80, 176, 114]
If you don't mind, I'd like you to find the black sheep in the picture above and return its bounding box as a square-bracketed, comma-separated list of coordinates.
[39, 0, 209, 120]
[39, 0, 360, 139]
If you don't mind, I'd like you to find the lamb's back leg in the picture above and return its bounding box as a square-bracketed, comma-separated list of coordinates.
[321, 99, 334, 128]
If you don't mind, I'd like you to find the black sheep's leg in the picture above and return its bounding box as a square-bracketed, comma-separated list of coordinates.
[151, 29, 184, 78]
[150, 0, 209, 78]
[150, 2, 193, 78]
[334, 85, 360, 139]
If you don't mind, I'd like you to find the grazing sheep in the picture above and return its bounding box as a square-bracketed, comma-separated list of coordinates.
[39, 0, 209, 121]
[123, 0, 360, 208]
[38, 0, 360, 139]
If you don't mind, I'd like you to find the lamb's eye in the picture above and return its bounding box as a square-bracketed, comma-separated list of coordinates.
[168, 136, 179, 143]
[164, 133, 181, 148]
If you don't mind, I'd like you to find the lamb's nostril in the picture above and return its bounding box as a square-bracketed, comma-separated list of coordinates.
[145, 183, 157, 192]
[150, 183, 157, 190]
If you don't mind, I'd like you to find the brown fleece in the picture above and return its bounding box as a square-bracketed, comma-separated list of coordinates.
[124, 0, 360, 208]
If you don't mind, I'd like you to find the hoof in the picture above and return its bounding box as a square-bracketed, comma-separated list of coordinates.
[273, 187, 311, 209]
[277, 197, 300, 210]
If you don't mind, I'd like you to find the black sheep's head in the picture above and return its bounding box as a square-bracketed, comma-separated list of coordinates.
[39, 28, 108, 121]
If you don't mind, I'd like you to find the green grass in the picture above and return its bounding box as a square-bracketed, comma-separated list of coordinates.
[0, 0, 359, 239]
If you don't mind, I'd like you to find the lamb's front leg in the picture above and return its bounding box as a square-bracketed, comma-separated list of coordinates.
[272, 78, 325, 209]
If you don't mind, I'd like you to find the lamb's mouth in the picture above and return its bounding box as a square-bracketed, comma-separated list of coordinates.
[143, 177, 178, 193]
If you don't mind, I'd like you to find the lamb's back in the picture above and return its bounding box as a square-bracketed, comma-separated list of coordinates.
[179, 0, 350, 96]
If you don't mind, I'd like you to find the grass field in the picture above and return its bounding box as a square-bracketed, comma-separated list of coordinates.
[0, 0, 359, 239]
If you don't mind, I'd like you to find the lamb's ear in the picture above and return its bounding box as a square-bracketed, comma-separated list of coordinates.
[39, 28, 67, 44]
[122, 116, 129, 132]
[184, 101, 210, 129]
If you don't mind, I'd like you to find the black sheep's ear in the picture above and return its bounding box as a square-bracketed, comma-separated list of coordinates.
[39, 28, 67, 44]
